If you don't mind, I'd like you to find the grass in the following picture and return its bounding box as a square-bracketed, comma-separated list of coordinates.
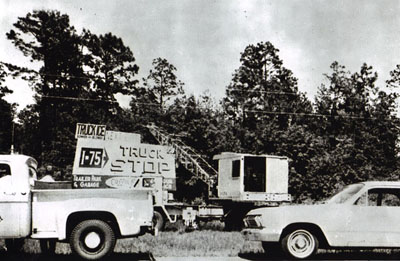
[3, 231, 400, 259]
[3, 219, 400, 259]
[118, 230, 260, 257]
[0, 227, 263, 257]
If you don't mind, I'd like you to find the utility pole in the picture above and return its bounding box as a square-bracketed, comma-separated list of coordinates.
[10, 120, 15, 154]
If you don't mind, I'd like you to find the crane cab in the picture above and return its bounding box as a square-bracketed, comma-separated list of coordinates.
[213, 152, 290, 202]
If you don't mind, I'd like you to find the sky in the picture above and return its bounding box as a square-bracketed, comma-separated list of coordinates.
[1, 0, 400, 111]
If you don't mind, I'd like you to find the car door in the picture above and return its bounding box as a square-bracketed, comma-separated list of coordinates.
[0, 163, 29, 238]
[345, 187, 400, 247]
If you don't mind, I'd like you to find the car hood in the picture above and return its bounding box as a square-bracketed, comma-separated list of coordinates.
[245, 203, 345, 229]
[248, 203, 336, 216]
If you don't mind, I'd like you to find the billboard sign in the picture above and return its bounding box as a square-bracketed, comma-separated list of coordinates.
[72, 175, 161, 189]
[75, 123, 106, 140]
[73, 131, 175, 179]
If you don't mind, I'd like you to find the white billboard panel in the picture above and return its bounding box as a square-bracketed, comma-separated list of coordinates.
[73, 133, 175, 179]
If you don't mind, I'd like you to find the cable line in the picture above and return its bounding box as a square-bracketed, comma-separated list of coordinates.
[42, 95, 118, 103]
[40, 94, 397, 121]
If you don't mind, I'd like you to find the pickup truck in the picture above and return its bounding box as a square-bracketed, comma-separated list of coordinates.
[0, 154, 154, 260]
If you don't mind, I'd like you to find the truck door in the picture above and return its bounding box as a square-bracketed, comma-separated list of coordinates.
[0, 163, 30, 238]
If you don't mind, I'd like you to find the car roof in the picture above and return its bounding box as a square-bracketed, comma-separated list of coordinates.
[0, 154, 31, 161]
[0, 154, 37, 167]
[360, 181, 400, 187]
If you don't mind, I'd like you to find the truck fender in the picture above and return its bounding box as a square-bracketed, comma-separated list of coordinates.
[55, 210, 120, 241]
[65, 211, 121, 239]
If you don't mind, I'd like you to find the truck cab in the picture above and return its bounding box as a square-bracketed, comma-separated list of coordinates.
[214, 152, 291, 202]
[0, 155, 37, 238]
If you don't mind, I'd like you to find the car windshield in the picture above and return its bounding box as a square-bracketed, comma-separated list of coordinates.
[326, 183, 365, 204]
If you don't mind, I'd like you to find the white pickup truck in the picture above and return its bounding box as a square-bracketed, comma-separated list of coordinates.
[0, 154, 154, 260]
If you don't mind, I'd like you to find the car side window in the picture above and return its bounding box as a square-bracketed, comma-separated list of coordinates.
[355, 192, 367, 206]
[381, 192, 400, 206]
[357, 188, 400, 207]
[0, 163, 12, 191]
[367, 191, 379, 206]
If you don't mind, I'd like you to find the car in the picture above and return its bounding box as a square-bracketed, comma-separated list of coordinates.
[242, 181, 400, 259]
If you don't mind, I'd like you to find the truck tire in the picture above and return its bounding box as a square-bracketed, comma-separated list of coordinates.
[70, 219, 116, 260]
[153, 211, 165, 231]
[5, 239, 24, 253]
[224, 212, 243, 231]
[281, 228, 319, 259]
[223, 203, 253, 231]
[262, 242, 282, 257]
[40, 239, 56, 255]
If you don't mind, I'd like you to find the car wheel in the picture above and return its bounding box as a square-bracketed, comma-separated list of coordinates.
[40, 239, 56, 255]
[70, 219, 116, 260]
[281, 229, 319, 259]
[153, 211, 165, 231]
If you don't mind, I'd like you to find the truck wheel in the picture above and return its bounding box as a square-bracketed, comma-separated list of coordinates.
[5, 239, 24, 253]
[153, 211, 165, 231]
[262, 242, 281, 257]
[70, 220, 116, 260]
[281, 229, 319, 259]
[224, 213, 243, 231]
[40, 239, 56, 255]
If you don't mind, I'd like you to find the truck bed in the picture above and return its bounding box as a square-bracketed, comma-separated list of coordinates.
[30, 187, 153, 240]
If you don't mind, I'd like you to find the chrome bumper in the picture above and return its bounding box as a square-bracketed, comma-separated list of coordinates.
[242, 228, 281, 242]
